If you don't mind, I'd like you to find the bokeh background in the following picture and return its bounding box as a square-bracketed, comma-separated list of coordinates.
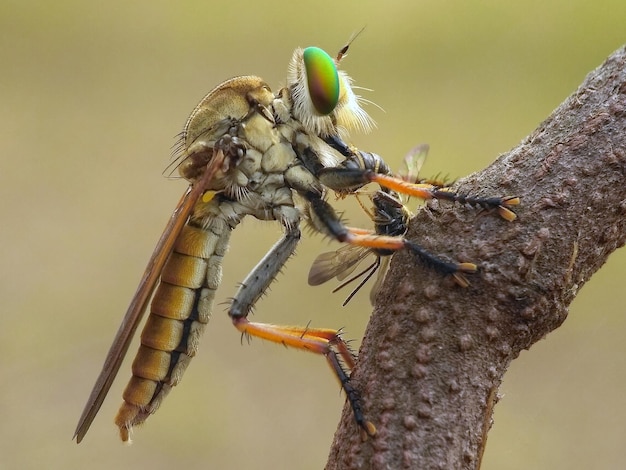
[2, 1, 625, 469]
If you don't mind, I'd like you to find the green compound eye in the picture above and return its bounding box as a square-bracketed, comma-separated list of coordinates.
[303, 47, 340, 115]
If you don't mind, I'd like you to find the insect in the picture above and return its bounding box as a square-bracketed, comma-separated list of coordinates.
[308, 144, 481, 304]
[74, 38, 519, 444]
[309, 145, 431, 305]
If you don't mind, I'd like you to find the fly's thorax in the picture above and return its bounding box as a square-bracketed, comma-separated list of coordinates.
[183, 76, 273, 147]
[239, 110, 280, 154]
[223, 121, 300, 200]
[178, 76, 275, 185]
[187, 131, 307, 226]
[272, 87, 294, 130]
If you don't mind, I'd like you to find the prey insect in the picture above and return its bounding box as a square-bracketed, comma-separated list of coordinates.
[308, 143, 496, 304]
[309, 145, 431, 305]
[74, 37, 519, 444]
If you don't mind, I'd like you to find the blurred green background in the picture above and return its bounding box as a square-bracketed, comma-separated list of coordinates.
[1, 1, 625, 469]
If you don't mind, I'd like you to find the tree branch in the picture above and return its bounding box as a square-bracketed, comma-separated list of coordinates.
[326, 45, 626, 469]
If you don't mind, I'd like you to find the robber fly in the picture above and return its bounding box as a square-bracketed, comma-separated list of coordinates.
[74, 36, 519, 444]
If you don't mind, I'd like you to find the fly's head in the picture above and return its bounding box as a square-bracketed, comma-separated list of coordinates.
[280, 40, 375, 139]
[177, 76, 275, 187]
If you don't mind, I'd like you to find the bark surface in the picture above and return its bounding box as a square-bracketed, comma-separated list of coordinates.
[326, 45, 626, 469]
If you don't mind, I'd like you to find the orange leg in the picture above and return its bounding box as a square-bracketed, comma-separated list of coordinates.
[227, 166, 517, 437]
[232, 317, 376, 436]
[309, 197, 478, 287]
[366, 173, 520, 222]
[227, 227, 376, 436]
[318, 165, 520, 221]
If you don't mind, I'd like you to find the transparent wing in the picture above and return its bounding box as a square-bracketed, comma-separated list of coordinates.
[401, 143, 429, 183]
[308, 244, 372, 286]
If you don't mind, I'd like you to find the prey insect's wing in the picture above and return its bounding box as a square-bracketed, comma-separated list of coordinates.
[401, 143, 429, 183]
[73, 150, 225, 443]
[309, 244, 386, 307]
[308, 244, 372, 286]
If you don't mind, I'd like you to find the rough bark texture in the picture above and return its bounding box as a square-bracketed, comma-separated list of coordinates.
[326, 45, 626, 469]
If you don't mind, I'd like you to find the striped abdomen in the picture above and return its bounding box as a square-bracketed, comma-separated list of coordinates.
[114, 219, 231, 441]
